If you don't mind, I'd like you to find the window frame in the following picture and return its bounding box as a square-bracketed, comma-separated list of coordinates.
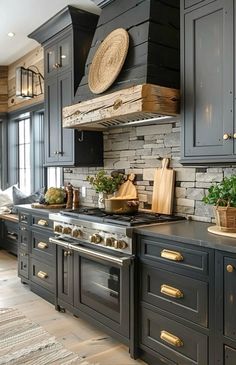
[7, 103, 46, 193]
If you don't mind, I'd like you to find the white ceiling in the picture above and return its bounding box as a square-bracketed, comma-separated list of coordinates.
[0, 0, 100, 65]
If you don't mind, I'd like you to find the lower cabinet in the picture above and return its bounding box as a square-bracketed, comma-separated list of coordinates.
[0, 219, 18, 255]
[215, 251, 236, 365]
[17, 207, 56, 304]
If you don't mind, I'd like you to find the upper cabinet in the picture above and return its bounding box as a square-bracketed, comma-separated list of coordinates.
[181, 0, 236, 164]
[29, 6, 103, 167]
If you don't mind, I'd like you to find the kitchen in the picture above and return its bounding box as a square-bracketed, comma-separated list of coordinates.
[0, 0, 236, 364]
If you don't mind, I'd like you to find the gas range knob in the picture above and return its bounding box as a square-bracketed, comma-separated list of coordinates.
[105, 237, 113, 246]
[90, 233, 102, 244]
[62, 226, 72, 235]
[55, 224, 63, 233]
[113, 239, 128, 249]
[72, 229, 82, 238]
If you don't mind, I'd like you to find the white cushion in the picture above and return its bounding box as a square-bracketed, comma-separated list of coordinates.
[0, 193, 13, 208]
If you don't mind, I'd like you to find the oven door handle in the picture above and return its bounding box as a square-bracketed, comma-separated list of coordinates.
[49, 236, 132, 266]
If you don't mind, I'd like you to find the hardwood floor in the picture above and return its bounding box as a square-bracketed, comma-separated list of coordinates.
[0, 250, 146, 365]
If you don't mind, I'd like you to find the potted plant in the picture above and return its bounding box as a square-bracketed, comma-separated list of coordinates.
[86, 170, 124, 208]
[202, 175, 236, 232]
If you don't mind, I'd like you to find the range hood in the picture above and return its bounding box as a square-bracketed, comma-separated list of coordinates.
[63, 0, 180, 130]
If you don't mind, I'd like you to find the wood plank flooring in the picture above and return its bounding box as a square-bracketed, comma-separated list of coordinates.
[0, 250, 146, 365]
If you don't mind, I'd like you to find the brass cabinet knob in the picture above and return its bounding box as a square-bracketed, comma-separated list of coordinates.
[234, 133, 236, 139]
[223, 133, 232, 140]
[227, 264, 234, 273]
[64, 250, 72, 257]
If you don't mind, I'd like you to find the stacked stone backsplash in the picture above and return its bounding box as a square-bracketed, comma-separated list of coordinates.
[64, 121, 236, 223]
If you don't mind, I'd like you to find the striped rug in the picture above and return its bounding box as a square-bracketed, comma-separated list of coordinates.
[0, 308, 90, 365]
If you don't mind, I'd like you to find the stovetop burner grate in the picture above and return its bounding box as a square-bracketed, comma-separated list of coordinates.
[59, 207, 184, 227]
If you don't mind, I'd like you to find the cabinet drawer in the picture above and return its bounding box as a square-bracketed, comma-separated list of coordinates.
[19, 211, 30, 225]
[31, 231, 56, 264]
[30, 258, 56, 293]
[32, 214, 53, 231]
[18, 227, 29, 251]
[140, 307, 208, 365]
[141, 265, 208, 327]
[225, 346, 236, 365]
[18, 251, 29, 279]
[140, 237, 208, 276]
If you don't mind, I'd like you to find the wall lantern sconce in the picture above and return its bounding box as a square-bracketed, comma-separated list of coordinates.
[15, 66, 44, 99]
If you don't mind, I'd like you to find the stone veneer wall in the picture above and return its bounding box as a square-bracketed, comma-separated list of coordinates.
[64, 121, 236, 223]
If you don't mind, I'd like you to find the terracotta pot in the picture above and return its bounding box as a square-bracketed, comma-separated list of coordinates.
[104, 198, 139, 214]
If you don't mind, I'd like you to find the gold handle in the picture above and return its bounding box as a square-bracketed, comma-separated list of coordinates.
[37, 271, 48, 279]
[37, 242, 48, 250]
[37, 219, 48, 227]
[227, 264, 234, 273]
[160, 330, 183, 348]
[233, 133, 236, 139]
[161, 284, 184, 299]
[223, 133, 232, 140]
[160, 249, 183, 262]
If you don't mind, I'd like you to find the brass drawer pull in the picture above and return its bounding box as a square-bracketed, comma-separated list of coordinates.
[161, 284, 183, 299]
[160, 330, 183, 348]
[20, 227, 27, 231]
[160, 249, 183, 262]
[227, 264, 234, 273]
[37, 219, 48, 227]
[37, 242, 48, 250]
[37, 271, 48, 279]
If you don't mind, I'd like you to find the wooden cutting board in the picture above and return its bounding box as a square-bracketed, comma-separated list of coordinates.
[152, 158, 175, 214]
[115, 173, 137, 199]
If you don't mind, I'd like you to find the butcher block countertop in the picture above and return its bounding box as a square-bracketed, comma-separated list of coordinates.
[135, 220, 236, 254]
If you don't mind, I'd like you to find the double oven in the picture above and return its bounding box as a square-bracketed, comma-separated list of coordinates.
[49, 208, 182, 353]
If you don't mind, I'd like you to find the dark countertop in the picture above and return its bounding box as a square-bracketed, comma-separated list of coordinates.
[135, 220, 236, 253]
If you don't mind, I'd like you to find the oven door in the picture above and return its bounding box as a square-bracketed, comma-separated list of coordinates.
[49, 236, 132, 339]
[74, 247, 132, 339]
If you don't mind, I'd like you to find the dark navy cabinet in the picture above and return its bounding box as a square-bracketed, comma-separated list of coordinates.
[181, 0, 236, 164]
[137, 234, 215, 365]
[215, 251, 236, 365]
[17, 207, 56, 304]
[29, 6, 103, 167]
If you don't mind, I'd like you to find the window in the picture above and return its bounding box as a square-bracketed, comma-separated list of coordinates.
[18, 116, 31, 194]
[47, 167, 63, 188]
[7, 105, 45, 194]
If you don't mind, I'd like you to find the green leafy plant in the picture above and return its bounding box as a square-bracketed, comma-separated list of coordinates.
[202, 175, 236, 207]
[86, 170, 125, 194]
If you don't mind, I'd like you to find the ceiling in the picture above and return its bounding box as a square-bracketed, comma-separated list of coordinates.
[0, 0, 100, 65]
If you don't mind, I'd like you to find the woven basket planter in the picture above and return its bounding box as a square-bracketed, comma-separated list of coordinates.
[214, 205, 236, 233]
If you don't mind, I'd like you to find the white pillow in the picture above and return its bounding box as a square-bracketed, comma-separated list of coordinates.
[2, 184, 18, 201]
[0, 192, 13, 208]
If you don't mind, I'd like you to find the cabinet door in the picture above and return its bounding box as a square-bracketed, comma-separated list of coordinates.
[44, 43, 58, 78]
[44, 77, 59, 164]
[57, 71, 74, 165]
[225, 346, 236, 365]
[57, 246, 73, 305]
[57, 34, 72, 74]
[183, 0, 233, 159]
[224, 257, 236, 340]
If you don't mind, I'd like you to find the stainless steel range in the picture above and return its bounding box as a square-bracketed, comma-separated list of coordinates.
[49, 207, 184, 356]
[49, 207, 183, 255]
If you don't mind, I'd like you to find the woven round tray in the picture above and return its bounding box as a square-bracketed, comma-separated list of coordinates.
[88, 28, 129, 94]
